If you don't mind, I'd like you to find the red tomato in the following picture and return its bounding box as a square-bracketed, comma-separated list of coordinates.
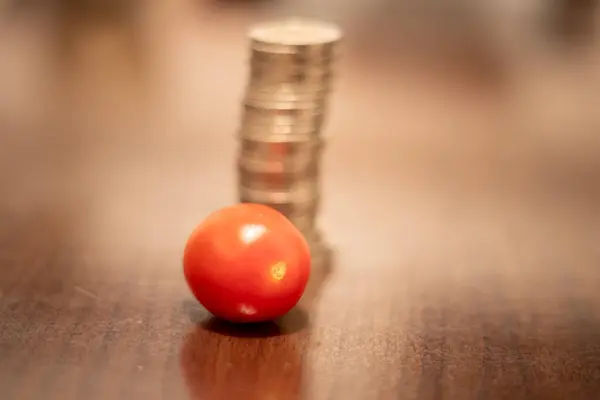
[183, 203, 311, 323]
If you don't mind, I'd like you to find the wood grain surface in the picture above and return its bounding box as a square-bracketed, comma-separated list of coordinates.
[1, 1, 600, 399]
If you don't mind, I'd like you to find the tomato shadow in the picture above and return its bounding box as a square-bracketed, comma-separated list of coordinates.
[182, 295, 309, 337]
[200, 306, 309, 338]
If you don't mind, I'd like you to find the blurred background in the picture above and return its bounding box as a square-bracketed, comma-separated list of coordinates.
[0, 0, 599, 268]
[1, 0, 599, 208]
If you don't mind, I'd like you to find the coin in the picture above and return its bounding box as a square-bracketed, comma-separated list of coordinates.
[250, 50, 337, 68]
[308, 237, 333, 270]
[238, 126, 323, 142]
[286, 211, 319, 233]
[241, 104, 325, 127]
[248, 18, 342, 54]
[238, 182, 319, 203]
[249, 64, 333, 83]
[244, 88, 330, 105]
[243, 96, 327, 110]
[239, 127, 324, 143]
[238, 136, 323, 157]
[239, 196, 320, 224]
[237, 140, 321, 190]
[245, 82, 332, 95]
[238, 171, 318, 193]
[238, 161, 319, 190]
[238, 152, 321, 173]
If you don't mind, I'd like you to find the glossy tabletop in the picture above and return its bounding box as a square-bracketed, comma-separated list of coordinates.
[1, 1, 600, 399]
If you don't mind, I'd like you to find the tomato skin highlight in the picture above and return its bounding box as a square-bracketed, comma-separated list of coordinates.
[183, 203, 311, 323]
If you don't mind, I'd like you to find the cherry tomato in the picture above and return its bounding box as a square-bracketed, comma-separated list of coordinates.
[183, 203, 311, 323]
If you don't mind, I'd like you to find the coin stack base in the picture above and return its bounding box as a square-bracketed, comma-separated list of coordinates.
[309, 234, 333, 271]
[236, 18, 341, 267]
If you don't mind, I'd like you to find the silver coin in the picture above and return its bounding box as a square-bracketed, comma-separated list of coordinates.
[286, 211, 319, 233]
[249, 70, 333, 89]
[248, 18, 342, 55]
[242, 98, 324, 109]
[238, 129, 324, 142]
[244, 92, 328, 106]
[238, 136, 323, 157]
[238, 160, 319, 190]
[241, 104, 325, 127]
[238, 132, 323, 143]
[249, 51, 337, 65]
[237, 154, 320, 173]
[250, 50, 338, 67]
[308, 237, 333, 270]
[243, 96, 326, 111]
[249, 62, 334, 77]
[238, 170, 319, 192]
[237, 158, 319, 179]
[238, 184, 319, 208]
[238, 126, 323, 142]
[237, 140, 321, 187]
[245, 82, 332, 95]
[246, 80, 333, 93]
[239, 195, 319, 212]
[250, 41, 339, 58]
[245, 86, 332, 101]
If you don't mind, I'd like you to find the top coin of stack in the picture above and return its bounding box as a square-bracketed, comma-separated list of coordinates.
[237, 18, 341, 249]
[244, 18, 342, 118]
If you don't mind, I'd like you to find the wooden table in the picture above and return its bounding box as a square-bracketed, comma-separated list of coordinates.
[1, 2, 600, 399]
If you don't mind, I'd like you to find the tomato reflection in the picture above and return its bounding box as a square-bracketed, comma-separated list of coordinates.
[180, 315, 307, 400]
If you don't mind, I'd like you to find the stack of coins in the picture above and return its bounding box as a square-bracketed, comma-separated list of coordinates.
[236, 18, 342, 267]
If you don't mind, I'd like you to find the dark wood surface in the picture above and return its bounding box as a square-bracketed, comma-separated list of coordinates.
[1, 1, 600, 399]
